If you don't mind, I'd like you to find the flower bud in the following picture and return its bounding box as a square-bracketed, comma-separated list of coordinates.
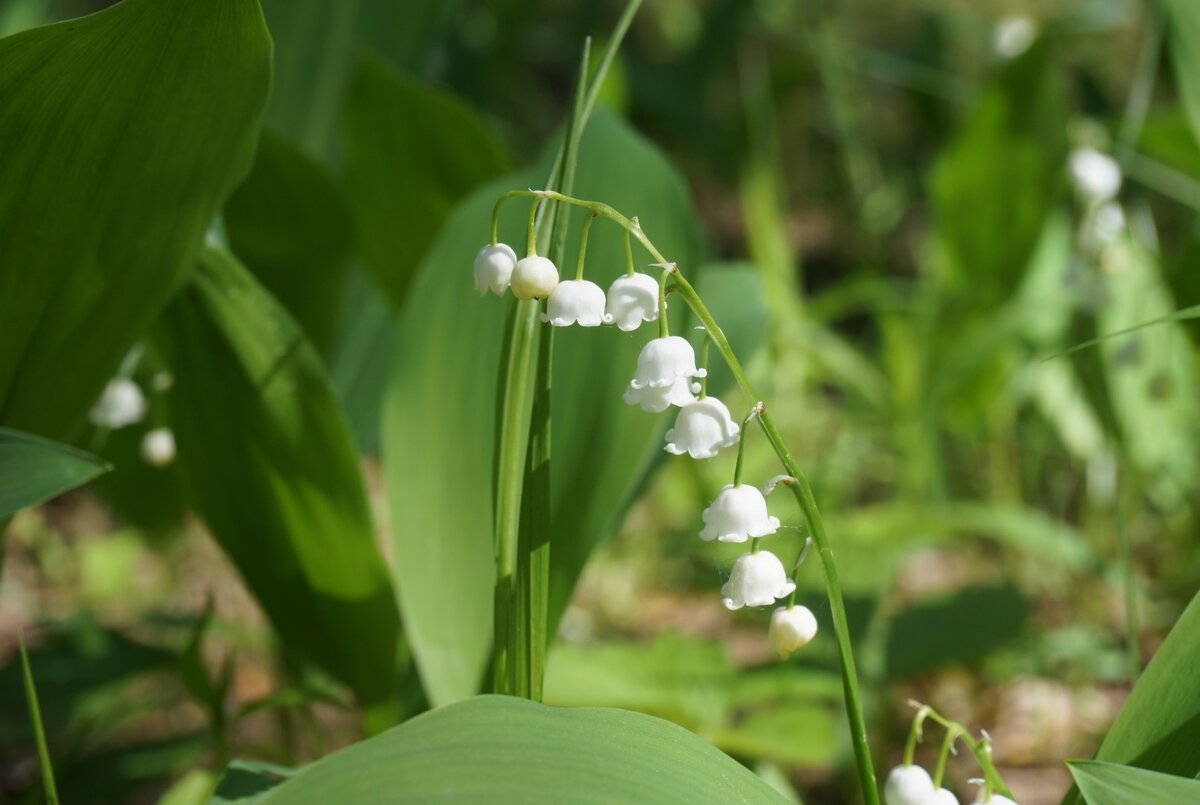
[700, 483, 780, 543]
[140, 427, 176, 467]
[605, 273, 660, 331]
[768, 605, 818, 657]
[884, 765, 935, 805]
[510, 255, 559, 300]
[473, 243, 517, 296]
[541, 280, 610, 327]
[721, 550, 795, 610]
[664, 397, 740, 459]
[90, 378, 147, 430]
[1069, 147, 1121, 202]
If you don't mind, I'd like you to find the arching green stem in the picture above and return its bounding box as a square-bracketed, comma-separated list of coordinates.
[575, 213, 596, 281]
[623, 227, 636, 276]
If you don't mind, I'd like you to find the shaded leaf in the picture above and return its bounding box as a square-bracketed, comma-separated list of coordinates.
[212, 760, 298, 805]
[0, 0, 271, 441]
[0, 428, 109, 518]
[256, 695, 787, 803]
[225, 133, 354, 353]
[343, 56, 510, 308]
[155, 248, 404, 719]
[1160, 0, 1200, 149]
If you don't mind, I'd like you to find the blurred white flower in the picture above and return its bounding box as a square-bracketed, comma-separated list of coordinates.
[140, 427, 176, 467]
[151, 371, 174, 392]
[90, 378, 146, 429]
[885, 765, 935, 805]
[700, 483, 780, 542]
[622, 335, 705, 412]
[1069, 147, 1122, 202]
[605, 273, 660, 331]
[931, 788, 959, 805]
[721, 550, 795, 609]
[510, 255, 559, 300]
[1091, 201, 1125, 244]
[541, 279, 611, 327]
[473, 243, 517, 296]
[768, 605, 817, 657]
[994, 16, 1036, 58]
[664, 397, 740, 458]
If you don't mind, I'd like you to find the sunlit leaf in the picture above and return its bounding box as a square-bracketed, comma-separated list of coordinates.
[245, 695, 787, 803]
[1068, 760, 1200, 805]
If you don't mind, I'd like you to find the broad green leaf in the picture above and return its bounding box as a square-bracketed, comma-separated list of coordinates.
[885, 584, 1029, 679]
[1160, 0, 1200, 149]
[0, 0, 271, 441]
[343, 56, 510, 307]
[224, 133, 354, 353]
[1068, 760, 1200, 805]
[1062, 591, 1200, 804]
[154, 248, 404, 720]
[252, 695, 787, 803]
[0, 428, 109, 518]
[383, 111, 700, 706]
[260, 0, 459, 156]
[1099, 237, 1198, 508]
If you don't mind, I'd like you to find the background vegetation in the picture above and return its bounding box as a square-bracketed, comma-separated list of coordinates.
[1, 0, 1198, 803]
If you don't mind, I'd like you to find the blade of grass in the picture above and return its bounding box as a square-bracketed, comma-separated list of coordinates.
[18, 628, 59, 805]
[1042, 304, 1200, 360]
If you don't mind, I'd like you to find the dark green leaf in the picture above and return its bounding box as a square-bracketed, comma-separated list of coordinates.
[0, 0, 271, 441]
[212, 760, 298, 805]
[225, 133, 354, 353]
[255, 695, 787, 803]
[1068, 760, 1200, 805]
[155, 247, 404, 722]
[0, 428, 109, 518]
[382, 111, 700, 706]
[343, 56, 510, 308]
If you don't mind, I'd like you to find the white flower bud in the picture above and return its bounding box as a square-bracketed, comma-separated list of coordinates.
[993, 16, 1035, 58]
[510, 255, 559, 300]
[1069, 147, 1121, 203]
[700, 483, 780, 543]
[622, 336, 705, 412]
[90, 378, 147, 429]
[769, 605, 818, 657]
[541, 280, 611, 327]
[473, 243, 518, 296]
[605, 273, 660, 331]
[140, 427, 176, 467]
[664, 397, 740, 459]
[885, 765, 935, 805]
[721, 550, 795, 610]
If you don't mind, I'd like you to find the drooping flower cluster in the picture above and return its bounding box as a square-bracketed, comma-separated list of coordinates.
[886, 703, 1019, 805]
[475, 193, 821, 659]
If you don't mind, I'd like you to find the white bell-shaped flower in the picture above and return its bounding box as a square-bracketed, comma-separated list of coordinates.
[885, 765, 936, 805]
[664, 397, 740, 458]
[473, 243, 517, 296]
[931, 788, 959, 805]
[768, 605, 818, 657]
[1069, 147, 1121, 202]
[623, 336, 705, 412]
[541, 280, 611, 327]
[993, 16, 1035, 59]
[605, 273, 660, 331]
[982, 797, 1018, 805]
[90, 378, 147, 429]
[510, 255, 559, 300]
[140, 427, 176, 468]
[721, 550, 795, 610]
[700, 483, 780, 543]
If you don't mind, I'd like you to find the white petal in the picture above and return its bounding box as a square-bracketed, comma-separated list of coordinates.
[605, 273, 660, 331]
[700, 483, 780, 542]
[884, 765, 936, 805]
[663, 397, 740, 459]
[541, 280, 610, 327]
[473, 243, 517, 296]
[90, 378, 147, 429]
[511, 255, 559, 299]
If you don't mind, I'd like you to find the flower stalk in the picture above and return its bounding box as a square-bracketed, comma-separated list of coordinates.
[489, 187, 880, 804]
